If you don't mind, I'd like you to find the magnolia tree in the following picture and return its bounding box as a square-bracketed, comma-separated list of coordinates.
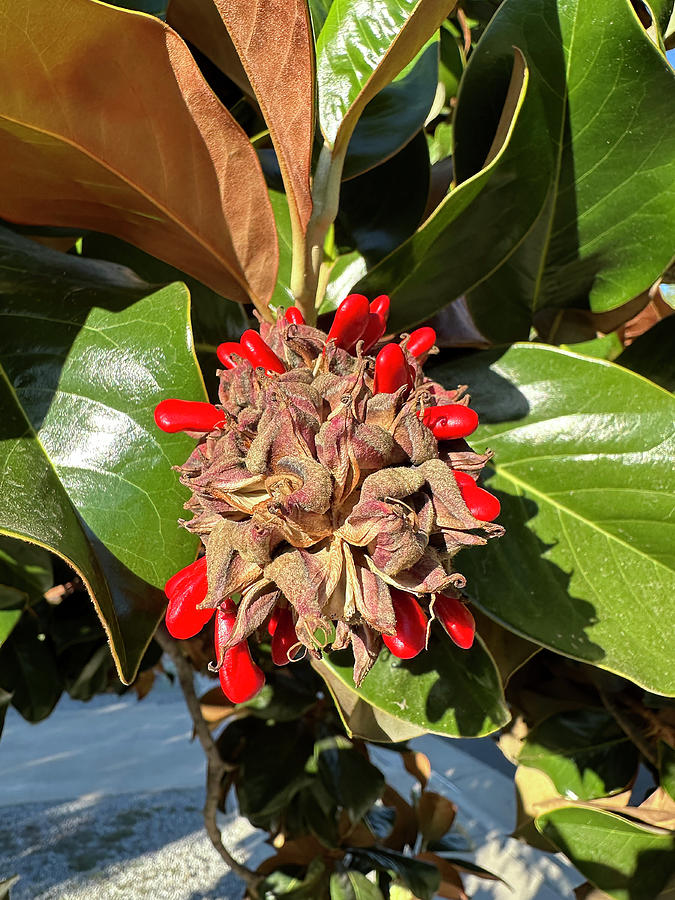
[0, 0, 674, 898]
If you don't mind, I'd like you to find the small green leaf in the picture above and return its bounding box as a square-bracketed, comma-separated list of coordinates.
[0, 227, 203, 683]
[535, 805, 675, 900]
[330, 871, 385, 900]
[316, 0, 455, 152]
[432, 344, 675, 696]
[343, 36, 439, 179]
[314, 735, 385, 821]
[0, 613, 62, 722]
[518, 709, 639, 800]
[259, 858, 328, 899]
[0, 611, 22, 650]
[0, 535, 53, 606]
[317, 628, 509, 739]
[349, 849, 440, 900]
[658, 741, 675, 800]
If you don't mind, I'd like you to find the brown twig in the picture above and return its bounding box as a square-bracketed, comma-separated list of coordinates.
[155, 627, 262, 896]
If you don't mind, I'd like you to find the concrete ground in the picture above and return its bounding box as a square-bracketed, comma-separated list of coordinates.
[0, 673, 581, 900]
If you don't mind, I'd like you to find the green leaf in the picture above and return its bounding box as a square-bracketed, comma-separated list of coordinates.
[355, 48, 540, 332]
[0, 227, 203, 682]
[330, 871, 385, 900]
[342, 36, 439, 179]
[268, 191, 295, 312]
[460, 0, 675, 342]
[320, 251, 369, 314]
[0, 613, 62, 722]
[317, 627, 509, 739]
[349, 849, 440, 900]
[535, 805, 675, 900]
[316, 0, 455, 151]
[259, 859, 329, 899]
[0, 611, 21, 650]
[518, 709, 639, 800]
[337, 132, 430, 266]
[431, 343, 675, 695]
[314, 736, 385, 821]
[0, 535, 53, 608]
[615, 317, 675, 393]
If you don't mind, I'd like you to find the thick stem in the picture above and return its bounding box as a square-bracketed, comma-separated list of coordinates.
[291, 141, 348, 324]
[155, 628, 262, 896]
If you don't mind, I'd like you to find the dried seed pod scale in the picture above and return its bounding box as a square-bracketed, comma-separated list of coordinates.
[156, 295, 504, 701]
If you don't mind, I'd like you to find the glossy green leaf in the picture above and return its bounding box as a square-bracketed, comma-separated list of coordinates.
[355, 48, 542, 332]
[330, 872, 384, 900]
[337, 132, 430, 266]
[316, 0, 456, 151]
[460, 0, 675, 342]
[320, 251, 369, 314]
[342, 37, 439, 179]
[615, 317, 675, 393]
[314, 736, 385, 821]
[0, 227, 203, 682]
[535, 805, 675, 900]
[317, 627, 509, 739]
[259, 859, 329, 899]
[431, 343, 675, 695]
[518, 709, 639, 800]
[268, 191, 295, 312]
[349, 849, 440, 900]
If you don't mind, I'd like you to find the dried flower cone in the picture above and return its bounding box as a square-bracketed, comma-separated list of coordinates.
[177, 315, 503, 686]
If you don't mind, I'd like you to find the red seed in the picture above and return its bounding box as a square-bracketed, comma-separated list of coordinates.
[219, 642, 265, 703]
[217, 342, 244, 369]
[462, 486, 501, 522]
[434, 594, 476, 650]
[383, 589, 427, 660]
[406, 327, 436, 358]
[326, 294, 370, 352]
[284, 307, 305, 325]
[420, 404, 479, 439]
[373, 343, 411, 394]
[240, 330, 286, 374]
[452, 470, 475, 490]
[154, 399, 224, 434]
[370, 295, 390, 320]
[361, 312, 387, 353]
[270, 607, 299, 666]
[267, 605, 283, 636]
[164, 557, 213, 640]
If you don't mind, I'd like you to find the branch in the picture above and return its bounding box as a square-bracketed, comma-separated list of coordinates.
[597, 684, 659, 769]
[155, 627, 262, 896]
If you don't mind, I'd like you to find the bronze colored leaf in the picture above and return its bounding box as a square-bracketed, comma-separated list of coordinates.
[417, 791, 457, 845]
[211, 0, 315, 232]
[0, 0, 277, 308]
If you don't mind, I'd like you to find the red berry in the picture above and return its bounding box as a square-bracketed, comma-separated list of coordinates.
[406, 327, 436, 358]
[420, 404, 479, 440]
[383, 589, 427, 660]
[326, 294, 370, 352]
[164, 557, 213, 639]
[373, 343, 411, 394]
[462, 486, 501, 522]
[218, 641, 265, 703]
[270, 607, 300, 666]
[216, 341, 243, 369]
[239, 330, 286, 374]
[452, 470, 475, 490]
[434, 594, 475, 649]
[361, 312, 387, 353]
[284, 307, 305, 325]
[154, 399, 224, 434]
[370, 295, 390, 320]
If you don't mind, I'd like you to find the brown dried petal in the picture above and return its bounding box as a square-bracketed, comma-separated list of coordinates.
[359, 466, 425, 503]
[352, 625, 382, 687]
[418, 459, 482, 530]
[215, 581, 279, 657]
[355, 565, 395, 635]
[203, 520, 263, 606]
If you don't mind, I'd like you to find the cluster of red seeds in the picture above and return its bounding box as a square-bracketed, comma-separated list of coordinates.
[155, 295, 501, 704]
